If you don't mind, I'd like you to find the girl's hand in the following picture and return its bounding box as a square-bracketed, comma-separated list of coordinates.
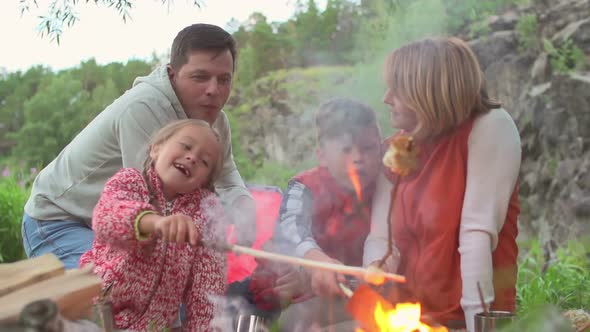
[140, 213, 200, 246]
[304, 249, 346, 297]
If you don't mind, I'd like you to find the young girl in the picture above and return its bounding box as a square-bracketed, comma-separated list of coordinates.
[80, 119, 227, 331]
[368, 37, 521, 332]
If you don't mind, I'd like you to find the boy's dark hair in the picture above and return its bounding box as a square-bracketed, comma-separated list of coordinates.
[315, 98, 379, 145]
[170, 24, 237, 71]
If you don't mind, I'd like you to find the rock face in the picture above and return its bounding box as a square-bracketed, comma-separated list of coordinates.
[467, 0, 590, 243]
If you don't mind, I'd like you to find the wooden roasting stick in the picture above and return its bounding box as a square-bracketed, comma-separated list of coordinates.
[204, 240, 406, 284]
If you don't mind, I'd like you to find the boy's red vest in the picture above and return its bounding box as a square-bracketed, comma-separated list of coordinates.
[294, 167, 375, 266]
[385, 117, 519, 325]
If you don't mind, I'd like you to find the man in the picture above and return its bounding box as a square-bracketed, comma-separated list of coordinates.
[21, 24, 256, 269]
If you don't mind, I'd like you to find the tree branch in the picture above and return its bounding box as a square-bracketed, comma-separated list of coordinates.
[18, 0, 203, 44]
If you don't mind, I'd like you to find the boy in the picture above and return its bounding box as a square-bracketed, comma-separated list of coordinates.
[271, 97, 384, 330]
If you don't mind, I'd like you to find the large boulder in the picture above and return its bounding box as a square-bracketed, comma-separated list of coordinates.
[516, 73, 590, 241]
[467, 0, 590, 244]
[538, 0, 590, 40]
[469, 31, 519, 71]
[552, 18, 590, 53]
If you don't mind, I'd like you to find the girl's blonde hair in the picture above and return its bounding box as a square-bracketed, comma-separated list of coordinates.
[385, 37, 501, 140]
[143, 119, 224, 193]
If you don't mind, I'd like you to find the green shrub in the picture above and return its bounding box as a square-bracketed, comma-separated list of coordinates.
[543, 38, 587, 73]
[516, 13, 539, 52]
[0, 173, 30, 263]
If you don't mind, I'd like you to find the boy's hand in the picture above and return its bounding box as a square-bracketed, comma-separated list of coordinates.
[304, 249, 346, 297]
[139, 213, 200, 246]
[273, 264, 309, 302]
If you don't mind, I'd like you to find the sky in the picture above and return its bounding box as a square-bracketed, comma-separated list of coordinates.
[0, 0, 325, 73]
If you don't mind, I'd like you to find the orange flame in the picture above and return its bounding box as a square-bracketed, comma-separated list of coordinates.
[347, 164, 363, 201]
[373, 302, 448, 332]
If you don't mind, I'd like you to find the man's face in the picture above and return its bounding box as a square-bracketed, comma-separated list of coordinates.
[317, 127, 382, 193]
[167, 49, 233, 125]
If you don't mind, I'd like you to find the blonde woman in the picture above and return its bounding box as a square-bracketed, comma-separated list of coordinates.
[364, 37, 521, 332]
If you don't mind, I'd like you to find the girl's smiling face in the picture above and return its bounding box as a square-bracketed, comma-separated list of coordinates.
[150, 124, 220, 200]
[383, 88, 418, 133]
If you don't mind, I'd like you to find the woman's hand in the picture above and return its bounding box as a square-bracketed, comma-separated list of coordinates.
[367, 254, 399, 274]
[139, 213, 200, 246]
[304, 249, 346, 297]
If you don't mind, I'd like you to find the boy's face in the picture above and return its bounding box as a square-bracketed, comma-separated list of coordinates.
[317, 127, 382, 193]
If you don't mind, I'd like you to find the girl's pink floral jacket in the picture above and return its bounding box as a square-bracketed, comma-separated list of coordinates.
[80, 168, 227, 331]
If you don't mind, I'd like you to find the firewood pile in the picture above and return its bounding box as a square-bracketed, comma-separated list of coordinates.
[0, 254, 102, 329]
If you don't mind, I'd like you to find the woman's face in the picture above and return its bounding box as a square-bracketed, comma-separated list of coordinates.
[383, 88, 418, 132]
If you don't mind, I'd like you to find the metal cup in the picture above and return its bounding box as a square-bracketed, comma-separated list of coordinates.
[235, 314, 269, 332]
[92, 300, 114, 332]
[474, 311, 517, 332]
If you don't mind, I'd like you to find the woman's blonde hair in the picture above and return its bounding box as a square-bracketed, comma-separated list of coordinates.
[385, 37, 501, 140]
[143, 119, 224, 193]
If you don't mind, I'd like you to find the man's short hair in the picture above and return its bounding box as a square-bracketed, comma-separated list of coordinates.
[170, 23, 237, 71]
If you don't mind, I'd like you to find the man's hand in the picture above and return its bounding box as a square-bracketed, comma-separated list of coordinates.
[139, 213, 200, 246]
[230, 196, 257, 247]
[304, 249, 346, 297]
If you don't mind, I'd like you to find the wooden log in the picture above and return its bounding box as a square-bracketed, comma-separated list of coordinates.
[0, 253, 65, 297]
[0, 264, 102, 323]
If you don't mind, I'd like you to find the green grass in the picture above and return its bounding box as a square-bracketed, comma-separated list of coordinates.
[517, 240, 589, 314]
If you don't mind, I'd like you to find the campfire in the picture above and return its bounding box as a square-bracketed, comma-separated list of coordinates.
[346, 284, 448, 332]
[362, 302, 448, 332]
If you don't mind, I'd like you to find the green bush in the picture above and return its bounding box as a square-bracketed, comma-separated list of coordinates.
[543, 38, 587, 73]
[0, 173, 30, 263]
